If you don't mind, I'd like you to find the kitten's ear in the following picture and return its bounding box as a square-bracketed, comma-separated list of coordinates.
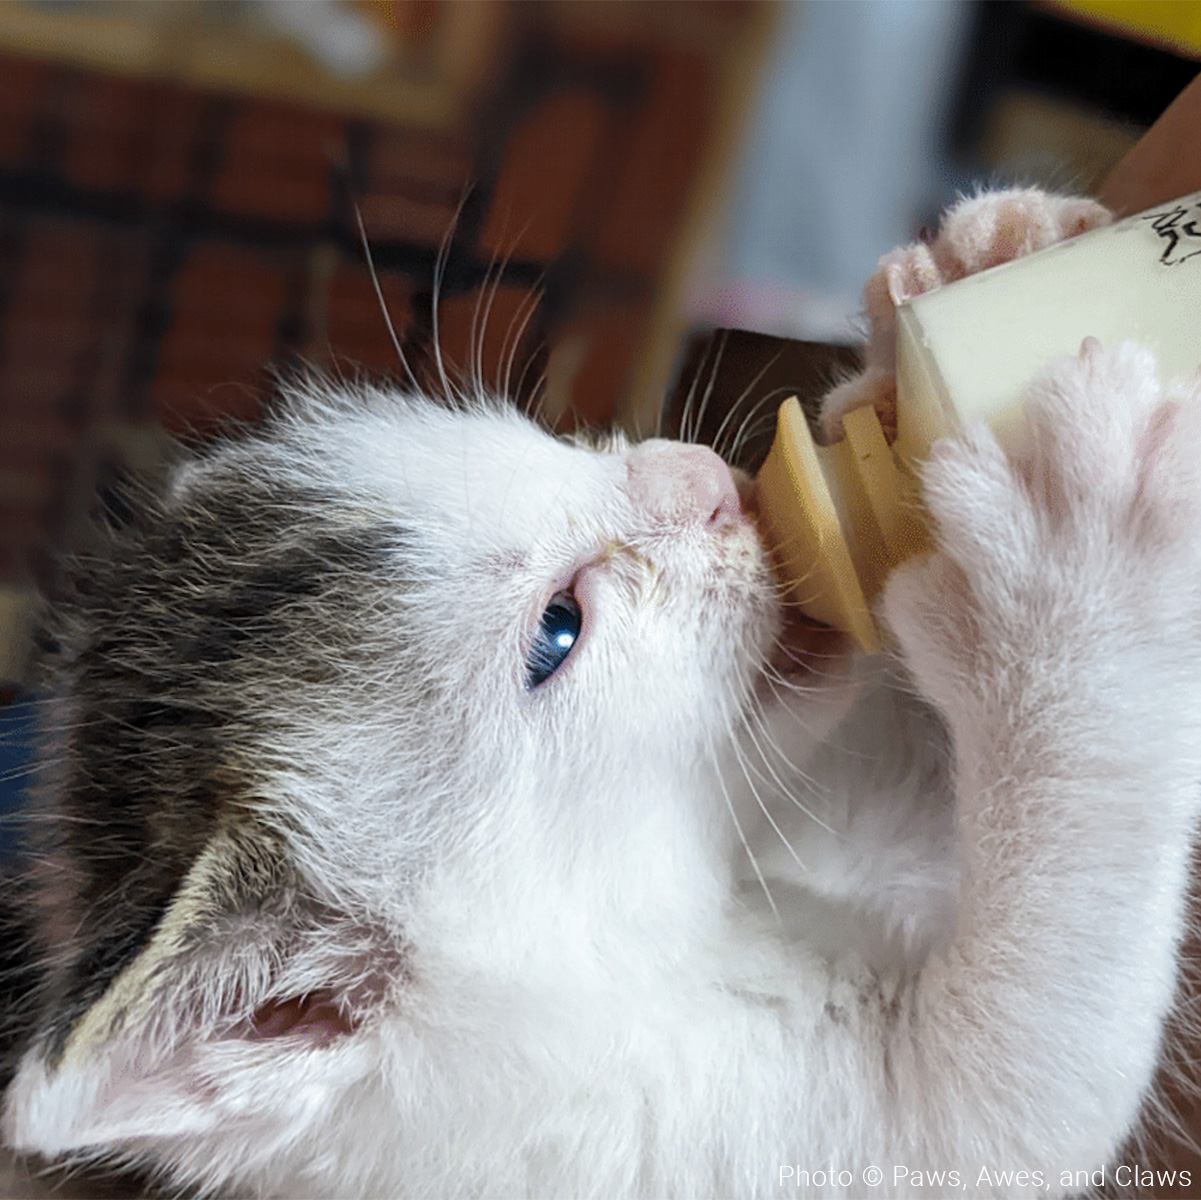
[3, 822, 390, 1156]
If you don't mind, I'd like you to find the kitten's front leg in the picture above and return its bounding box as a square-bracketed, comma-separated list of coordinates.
[771, 189, 1113, 928]
[887, 340, 1201, 1175]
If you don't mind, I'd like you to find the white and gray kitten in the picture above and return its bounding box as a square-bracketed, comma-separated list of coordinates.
[3, 190, 1201, 1199]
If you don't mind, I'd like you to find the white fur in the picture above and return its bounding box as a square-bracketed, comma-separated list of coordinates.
[5, 197, 1201, 1199]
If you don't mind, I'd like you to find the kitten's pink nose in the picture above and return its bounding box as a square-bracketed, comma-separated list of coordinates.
[625, 440, 742, 529]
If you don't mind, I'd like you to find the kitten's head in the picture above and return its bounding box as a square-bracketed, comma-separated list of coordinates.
[2, 385, 830, 1192]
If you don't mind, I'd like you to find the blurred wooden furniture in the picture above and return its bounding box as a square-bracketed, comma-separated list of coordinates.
[1100, 72, 1201, 214]
[0, 1, 506, 129]
[0, 0, 772, 681]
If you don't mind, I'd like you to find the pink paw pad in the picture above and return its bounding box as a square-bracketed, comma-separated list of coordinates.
[934, 190, 1112, 278]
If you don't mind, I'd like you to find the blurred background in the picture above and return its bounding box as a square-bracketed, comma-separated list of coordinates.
[0, 0, 1198, 687]
[0, 2, 1199, 1195]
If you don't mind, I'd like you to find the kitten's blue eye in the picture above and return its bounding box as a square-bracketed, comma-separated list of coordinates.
[527, 591, 581, 689]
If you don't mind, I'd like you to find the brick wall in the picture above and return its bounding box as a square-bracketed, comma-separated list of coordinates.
[0, 3, 758, 667]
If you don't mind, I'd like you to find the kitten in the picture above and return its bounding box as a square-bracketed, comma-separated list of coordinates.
[3, 190, 1201, 1200]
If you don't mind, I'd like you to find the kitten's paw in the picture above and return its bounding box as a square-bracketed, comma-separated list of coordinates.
[818, 366, 897, 443]
[883, 340, 1201, 713]
[861, 241, 942, 362]
[861, 189, 1111, 369]
[821, 190, 1111, 438]
[1018, 340, 1201, 582]
[931, 189, 1111, 281]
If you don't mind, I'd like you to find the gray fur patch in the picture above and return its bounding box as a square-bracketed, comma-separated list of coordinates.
[9, 435, 412, 1064]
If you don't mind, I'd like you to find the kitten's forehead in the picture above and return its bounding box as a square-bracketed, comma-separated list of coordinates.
[322, 400, 619, 553]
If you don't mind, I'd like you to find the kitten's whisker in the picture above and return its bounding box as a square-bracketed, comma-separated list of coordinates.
[469, 249, 506, 399]
[691, 328, 729, 447]
[501, 287, 545, 407]
[676, 342, 704, 444]
[679, 330, 719, 446]
[352, 203, 418, 394]
[492, 235, 543, 403]
[708, 735, 779, 923]
[746, 412, 781, 441]
[727, 726, 810, 873]
[470, 215, 534, 400]
[724, 394, 776, 469]
[762, 650, 852, 691]
[758, 666, 880, 771]
[759, 661, 824, 697]
[528, 374, 553, 427]
[741, 699, 834, 831]
[711, 354, 781, 462]
[526, 374, 550, 425]
[756, 565, 837, 618]
[725, 386, 797, 468]
[430, 191, 472, 405]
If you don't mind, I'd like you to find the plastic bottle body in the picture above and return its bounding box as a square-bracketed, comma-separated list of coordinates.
[755, 190, 1201, 651]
